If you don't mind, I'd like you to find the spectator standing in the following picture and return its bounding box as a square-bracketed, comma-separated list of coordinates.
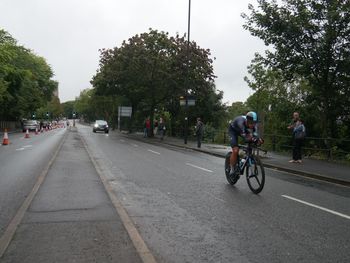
[154, 119, 158, 135]
[158, 117, 166, 140]
[287, 112, 305, 163]
[195, 117, 204, 148]
[293, 119, 306, 163]
[144, 118, 151, 137]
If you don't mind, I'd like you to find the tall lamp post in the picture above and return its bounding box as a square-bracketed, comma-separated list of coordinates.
[184, 0, 191, 144]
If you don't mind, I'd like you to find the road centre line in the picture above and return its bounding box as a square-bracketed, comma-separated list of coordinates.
[203, 191, 226, 203]
[186, 163, 213, 173]
[148, 149, 160, 155]
[282, 195, 350, 220]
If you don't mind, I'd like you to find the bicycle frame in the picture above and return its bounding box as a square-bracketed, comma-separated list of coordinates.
[225, 142, 266, 193]
[238, 143, 266, 176]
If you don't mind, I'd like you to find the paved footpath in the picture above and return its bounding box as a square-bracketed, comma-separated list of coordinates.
[124, 132, 350, 187]
[1, 129, 142, 263]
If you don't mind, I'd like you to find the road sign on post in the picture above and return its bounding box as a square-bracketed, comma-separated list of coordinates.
[118, 106, 132, 131]
[179, 95, 195, 144]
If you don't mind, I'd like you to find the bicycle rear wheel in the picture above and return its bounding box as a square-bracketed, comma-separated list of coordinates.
[225, 152, 239, 185]
[246, 156, 265, 194]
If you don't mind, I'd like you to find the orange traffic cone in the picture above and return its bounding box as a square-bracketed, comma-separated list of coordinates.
[2, 129, 9, 145]
[25, 129, 30, 138]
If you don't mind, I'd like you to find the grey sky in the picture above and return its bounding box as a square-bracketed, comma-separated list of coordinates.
[0, 0, 266, 104]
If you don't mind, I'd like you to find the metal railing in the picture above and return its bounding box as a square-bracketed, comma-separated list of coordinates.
[116, 125, 350, 161]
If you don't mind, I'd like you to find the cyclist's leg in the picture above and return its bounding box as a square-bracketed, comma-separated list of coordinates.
[229, 129, 239, 173]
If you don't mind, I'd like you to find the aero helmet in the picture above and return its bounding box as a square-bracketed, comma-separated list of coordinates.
[246, 111, 258, 122]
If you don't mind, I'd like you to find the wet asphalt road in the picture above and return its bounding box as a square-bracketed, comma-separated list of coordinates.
[79, 124, 349, 263]
[0, 124, 349, 262]
[0, 129, 65, 239]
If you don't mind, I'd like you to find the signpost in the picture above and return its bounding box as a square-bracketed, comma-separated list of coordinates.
[179, 95, 195, 144]
[118, 106, 132, 131]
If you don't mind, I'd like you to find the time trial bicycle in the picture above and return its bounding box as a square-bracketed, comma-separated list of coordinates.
[225, 142, 266, 194]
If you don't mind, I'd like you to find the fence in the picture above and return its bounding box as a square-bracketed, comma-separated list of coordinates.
[0, 121, 21, 132]
[115, 124, 350, 161]
[171, 127, 350, 161]
[215, 131, 350, 161]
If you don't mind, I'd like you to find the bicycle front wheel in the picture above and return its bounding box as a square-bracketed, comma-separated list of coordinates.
[246, 156, 265, 194]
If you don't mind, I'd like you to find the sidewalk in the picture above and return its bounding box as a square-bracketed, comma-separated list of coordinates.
[124, 132, 350, 187]
[1, 129, 142, 263]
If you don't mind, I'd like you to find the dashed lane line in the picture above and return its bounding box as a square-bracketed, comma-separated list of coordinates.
[16, 148, 25, 151]
[282, 195, 350, 220]
[203, 191, 226, 203]
[148, 149, 160, 155]
[185, 163, 213, 173]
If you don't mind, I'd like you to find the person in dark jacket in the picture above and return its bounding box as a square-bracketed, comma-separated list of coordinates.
[158, 117, 166, 140]
[287, 112, 306, 163]
[195, 118, 204, 148]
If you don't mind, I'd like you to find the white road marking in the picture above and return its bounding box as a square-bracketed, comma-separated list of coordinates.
[23, 145, 32, 148]
[186, 163, 213, 173]
[148, 149, 160, 155]
[204, 191, 226, 203]
[16, 148, 25, 151]
[132, 144, 139, 147]
[282, 195, 350, 220]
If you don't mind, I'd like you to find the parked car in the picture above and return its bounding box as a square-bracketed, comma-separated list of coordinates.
[22, 120, 39, 132]
[92, 120, 109, 133]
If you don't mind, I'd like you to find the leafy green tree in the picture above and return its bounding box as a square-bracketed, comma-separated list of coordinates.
[92, 29, 225, 135]
[74, 89, 94, 120]
[74, 88, 124, 127]
[61, 101, 75, 119]
[0, 28, 57, 121]
[243, 0, 350, 138]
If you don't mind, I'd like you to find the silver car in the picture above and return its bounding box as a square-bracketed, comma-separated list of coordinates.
[23, 120, 39, 132]
[92, 120, 109, 133]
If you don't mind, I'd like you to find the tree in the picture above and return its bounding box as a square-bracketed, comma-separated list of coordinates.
[0, 28, 57, 121]
[91, 29, 225, 134]
[243, 0, 350, 138]
[61, 101, 75, 119]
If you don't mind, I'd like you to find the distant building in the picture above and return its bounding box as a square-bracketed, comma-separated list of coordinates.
[53, 86, 59, 98]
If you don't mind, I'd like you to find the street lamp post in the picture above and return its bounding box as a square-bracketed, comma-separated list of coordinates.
[184, 0, 191, 144]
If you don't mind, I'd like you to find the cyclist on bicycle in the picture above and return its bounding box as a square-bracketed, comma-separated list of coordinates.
[228, 111, 263, 178]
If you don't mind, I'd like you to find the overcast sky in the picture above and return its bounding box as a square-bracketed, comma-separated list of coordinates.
[0, 0, 266, 104]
